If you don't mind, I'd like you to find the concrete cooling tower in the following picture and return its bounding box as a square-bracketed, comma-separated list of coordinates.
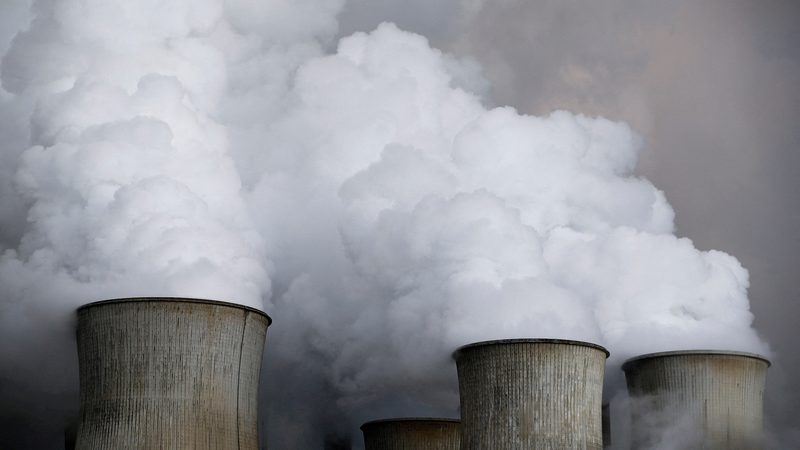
[454, 339, 609, 450]
[361, 418, 460, 450]
[622, 350, 770, 450]
[74, 297, 271, 450]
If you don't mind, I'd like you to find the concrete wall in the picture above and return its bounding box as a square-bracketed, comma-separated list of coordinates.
[361, 418, 460, 450]
[75, 297, 271, 450]
[454, 339, 608, 450]
[623, 350, 770, 450]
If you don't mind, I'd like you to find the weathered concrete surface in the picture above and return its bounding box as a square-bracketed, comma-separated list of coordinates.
[623, 350, 770, 450]
[75, 297, 271, 450]
[361, 418, 460, 450]
[454, 339, 608, 450]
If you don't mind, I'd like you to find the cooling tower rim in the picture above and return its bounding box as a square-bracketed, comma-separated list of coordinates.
[622, 349, 771, 370]
[78, 296, 272, 324]
[360, 417, 460, 430]
[452, 338, 609, 359]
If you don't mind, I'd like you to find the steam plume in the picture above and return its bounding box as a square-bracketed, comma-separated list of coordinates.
[0, 0, 772, 447]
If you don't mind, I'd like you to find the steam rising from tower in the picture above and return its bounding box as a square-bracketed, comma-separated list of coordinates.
[0, 0, 771, 446]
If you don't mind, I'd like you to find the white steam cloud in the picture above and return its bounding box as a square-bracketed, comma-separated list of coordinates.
[0, 0, 769, 447]
[1, 0, 272, 309]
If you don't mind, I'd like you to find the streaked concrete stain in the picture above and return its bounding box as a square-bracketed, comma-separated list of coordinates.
[623, 350, 769, 450]
[454, 339, 608, 450]
[361, 418, 460, 450]
[75, 297, 271, 450]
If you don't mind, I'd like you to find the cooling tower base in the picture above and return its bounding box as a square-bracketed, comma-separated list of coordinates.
[454, 338, 609, 450]
[75, 297, 271, 450]
[623, 350, 770, 450]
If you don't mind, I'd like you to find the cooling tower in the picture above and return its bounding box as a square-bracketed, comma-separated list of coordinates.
[361, 418, 460, 450]
[454, 339, 609, 450]
[75, 297, 271, 450]
[622, 350, 770, 450]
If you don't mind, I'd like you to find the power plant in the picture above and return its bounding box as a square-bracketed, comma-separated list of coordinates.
[360, 418, 460, 450]
[74, 298, 271, 450]
[622, 350, 770, 450]
[71, 299, 770, 449]
[454, 339, 608, 449]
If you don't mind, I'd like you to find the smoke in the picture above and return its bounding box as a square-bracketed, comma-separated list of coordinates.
[0, 0, 288, 445]
[410, 1, 800, 446]
[0, 0, 781, 448]
[252, 25, 766, 446]
[621, 395, 706, 450]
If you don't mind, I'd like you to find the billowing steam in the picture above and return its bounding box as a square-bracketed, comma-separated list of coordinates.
[0, 0, 769, 447]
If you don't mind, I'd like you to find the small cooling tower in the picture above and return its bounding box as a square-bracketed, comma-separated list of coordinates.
[454, 339, 609, 449]
[622, 350, 769, 450]
[361, 418, 460, 450]
[75, 297, 271, 450]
